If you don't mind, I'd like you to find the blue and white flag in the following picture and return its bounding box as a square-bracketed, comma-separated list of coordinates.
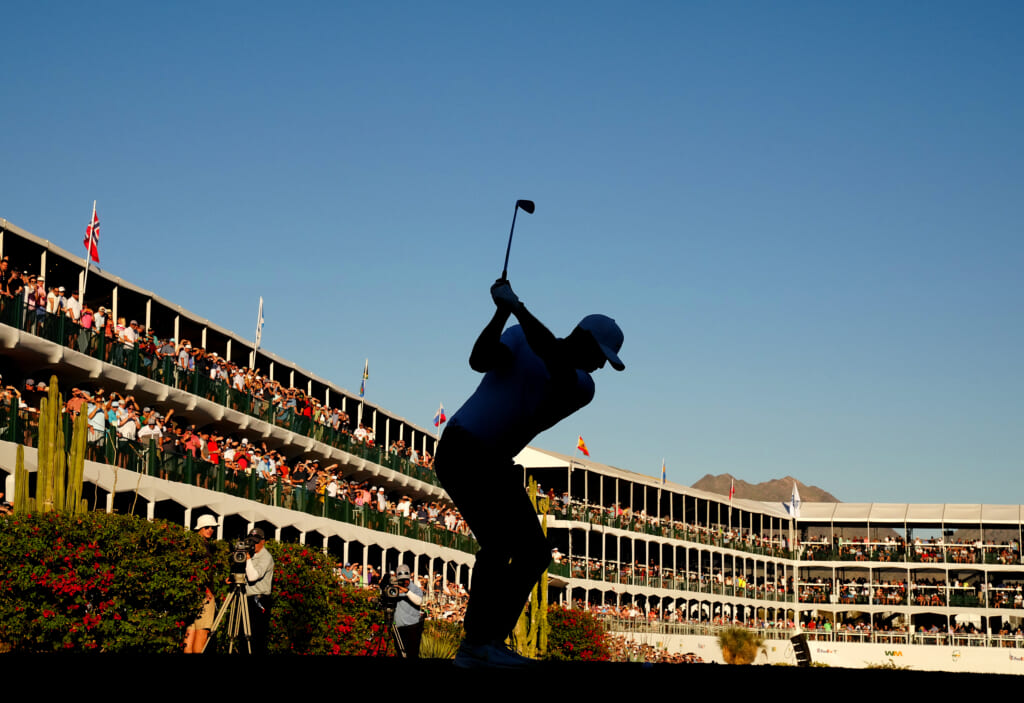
[784, 482, 802, 518]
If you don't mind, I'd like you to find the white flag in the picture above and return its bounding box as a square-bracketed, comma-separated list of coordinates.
[785, 482, 802, 518]
[255, 297, 265, 349]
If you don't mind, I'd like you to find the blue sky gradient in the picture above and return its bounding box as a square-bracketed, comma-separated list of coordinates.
[2, 1, 1021, 502]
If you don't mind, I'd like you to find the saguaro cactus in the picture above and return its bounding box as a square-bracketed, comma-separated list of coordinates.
[13, 376, 87, 514]
[513, 476, 551, 658]
[13, 444, 30, 513]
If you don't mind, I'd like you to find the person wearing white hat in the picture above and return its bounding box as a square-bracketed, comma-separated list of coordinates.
[184, 514, 219, 653]
[435, 278, 624, 669]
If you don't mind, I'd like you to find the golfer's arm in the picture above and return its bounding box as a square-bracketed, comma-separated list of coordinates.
[511, 304, 559, 366]
[469, 309, 513, 372]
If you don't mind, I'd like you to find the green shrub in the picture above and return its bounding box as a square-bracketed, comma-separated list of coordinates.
[0, 511, 394, 655]
[717, 626, 765, 665]
[545, 605, 610, 661]
[264, 542, 380, 655]
[0, 512, 210, 652]
[421, 618, 463, 659]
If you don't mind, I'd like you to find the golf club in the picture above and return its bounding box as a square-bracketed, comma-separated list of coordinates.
[500, 199, 535, 281]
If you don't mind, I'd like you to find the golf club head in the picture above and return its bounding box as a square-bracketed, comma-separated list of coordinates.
[516, 199, 535, 214]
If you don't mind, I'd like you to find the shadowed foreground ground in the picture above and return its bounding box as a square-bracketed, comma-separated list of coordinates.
[12, 655, 1017, 691]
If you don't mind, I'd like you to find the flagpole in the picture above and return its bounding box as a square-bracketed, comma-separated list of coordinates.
[433, 401, 445, 441]
[251, 296, 264, 370]
[357, 358, 368, 428]
[82, 200, 96, 303]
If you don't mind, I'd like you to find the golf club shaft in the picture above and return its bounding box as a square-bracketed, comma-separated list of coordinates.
[501, 205, 519, 281]
[501, 200, 533, 281]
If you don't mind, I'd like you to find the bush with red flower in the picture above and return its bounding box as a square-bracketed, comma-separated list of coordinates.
[546, 604, 611, 661]
[0, 512, 392, 655]
[0, 512, 209, 652]
[265, 542, 379, 655]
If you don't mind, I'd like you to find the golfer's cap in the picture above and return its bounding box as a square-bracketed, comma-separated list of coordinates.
[195, 514, 218, 530]
[577, 314, 625, 371]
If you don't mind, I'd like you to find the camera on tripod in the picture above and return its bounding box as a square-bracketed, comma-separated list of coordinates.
[230, 536, 257, 574]
[377, 573, 402, 608]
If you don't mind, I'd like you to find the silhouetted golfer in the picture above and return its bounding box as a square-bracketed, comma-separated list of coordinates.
[435, 279, 624, 668]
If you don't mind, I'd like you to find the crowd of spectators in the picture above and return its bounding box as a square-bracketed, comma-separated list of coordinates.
[549, 490, 1022, 569]
[1, 373, 470, 541]
[801, 534, 1020, 565]
[1, 256, 437, 482]
[549, 494, 791, 558]
[798, 574, 1023, 609]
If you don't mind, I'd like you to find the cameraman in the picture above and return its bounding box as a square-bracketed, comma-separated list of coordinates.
[394, 564, 425, 658]
[245, 528, 274, 654]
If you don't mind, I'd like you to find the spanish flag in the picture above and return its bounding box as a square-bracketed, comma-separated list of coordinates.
[576, 435, 589, 456]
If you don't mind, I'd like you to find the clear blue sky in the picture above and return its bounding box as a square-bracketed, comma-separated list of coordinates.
[2, 1, 1021, 503]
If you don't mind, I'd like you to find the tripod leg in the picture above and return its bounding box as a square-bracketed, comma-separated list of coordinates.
[391, 622, 408, 658]
[207, 586, 254, 654]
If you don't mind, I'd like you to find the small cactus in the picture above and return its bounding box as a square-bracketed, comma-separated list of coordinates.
[513, 477, 551, 658]
[13, 376, 87, 514]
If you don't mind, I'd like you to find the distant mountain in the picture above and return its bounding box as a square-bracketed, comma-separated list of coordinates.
[691, 474, 839, 503]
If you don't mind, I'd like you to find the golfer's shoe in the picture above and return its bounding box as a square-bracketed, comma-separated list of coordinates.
[454, 640, 536, 669]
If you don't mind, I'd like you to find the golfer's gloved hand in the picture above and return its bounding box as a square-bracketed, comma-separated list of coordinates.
[491, 279, 521, 312]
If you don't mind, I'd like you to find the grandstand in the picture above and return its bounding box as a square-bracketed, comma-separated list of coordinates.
[2, 217, 1023, 673]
